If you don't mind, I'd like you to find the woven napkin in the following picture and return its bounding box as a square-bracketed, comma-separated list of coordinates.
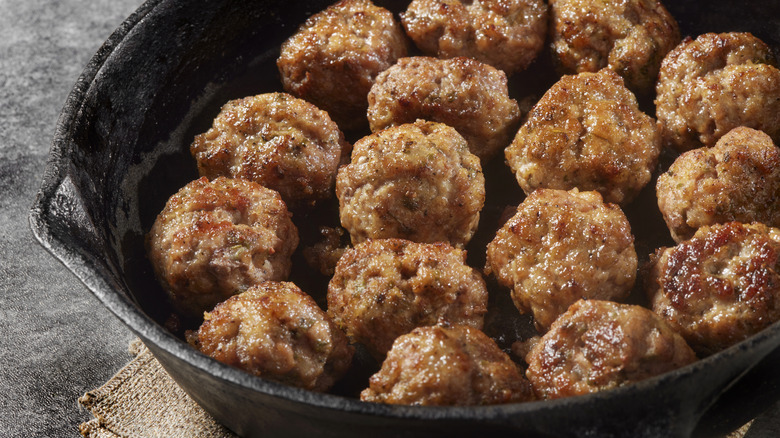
[79, 339, 758, 438]
[78, 339, 236, 438]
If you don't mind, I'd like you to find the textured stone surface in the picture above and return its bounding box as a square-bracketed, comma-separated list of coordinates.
[0, 1, 140, 436]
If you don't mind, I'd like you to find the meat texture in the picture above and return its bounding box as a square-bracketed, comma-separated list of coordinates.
[656, 127, 780, 242]
[644, 222, 780, 356]
[146, 177, 298, 319]
[525, 299, 697, 399]
[486, 188, 637, 330]
[361, 324, 535, 405]
[187, 281, 353, 391]
[655, 32, 780, 151]
[190, 93, 350, 209]
[336, 120, 484, 247]
[401, 0, 548, 75]
[327, 238, 489, 359]
[548, 0, 680, 94]
[367, 56, 521, 162]
[277, 0, 408, 130]
[506, 68, 660, 206]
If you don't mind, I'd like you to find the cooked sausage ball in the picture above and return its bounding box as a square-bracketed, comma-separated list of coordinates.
[302, 226, 350, 277]
[505, 68, 660, 206]
[644, 222, 780, 356]
[336, 120, 484, 247]
[361, 324, 535, 405]
[327, 238, 489, 359]
[187, 281, 353, 391]
[548, 0, 680, 94]
[525, 299, 697, 399]
[656, 127, 780, 242]
[146, 177, 298, 319]
[367, 56, 521, 162]
[400, 0, 548, 75]
[190, 93, 350, 208]
[486, 188, 637, 330]
[277, 0, 408, 131]
[656, 32, 780, 152]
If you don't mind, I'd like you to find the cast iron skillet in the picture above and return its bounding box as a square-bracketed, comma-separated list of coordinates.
[29, 0, 780, 436]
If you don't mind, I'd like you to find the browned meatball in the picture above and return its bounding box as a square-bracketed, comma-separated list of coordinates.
[400, 0, 548, 75]
[486, 188, 637, 330]
[146, 177, 298, 319]
[525, 299, 697, 399]
[277, 0, 408, 131]
[327, 238, 489, 359]
[302, 226, 350, 277]
[187, 282, 353, 391]
[361, 324, 535, 405]
[644, 222, 780, 356]
[506, 68, 660, 206]
[190, 93, 350, 208]
[656, 32, 780, 152]
[367, 56, 521, 161]
[336, 120, 484, 247]
[656, 127, 780, 242]
[548, 0, 679, 95]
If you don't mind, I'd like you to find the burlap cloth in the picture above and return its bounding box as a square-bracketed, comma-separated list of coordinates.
[78, 339, 236, 438]
[79, 339, 765, 438]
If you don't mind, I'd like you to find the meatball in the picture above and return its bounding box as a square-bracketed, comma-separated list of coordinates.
[400, 0, 548, 75]
[525, 299, 697, 399]
[277, 0, 408, 131]
[361, 324, 535, 405]
[327, 238, 489, 359]
[187, 282, 353, 391]
[146, 177, 299, 319]
[367, 56, 521, 162]
[548, 0, 680, 94]
[486, 188, 637, 330]
[656, 127, 780, 242]
[336, 120, 485, 247]
[644, 222, 780, 356]
[302, 226, 350, 277]
[506, 68, 660, 206]
[656, 32, 780, 152]
[190, 93, 350, 208]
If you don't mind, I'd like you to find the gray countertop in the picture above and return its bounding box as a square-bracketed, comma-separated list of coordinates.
[1, 1, 140, 436]
[3, 1, 780, 437]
